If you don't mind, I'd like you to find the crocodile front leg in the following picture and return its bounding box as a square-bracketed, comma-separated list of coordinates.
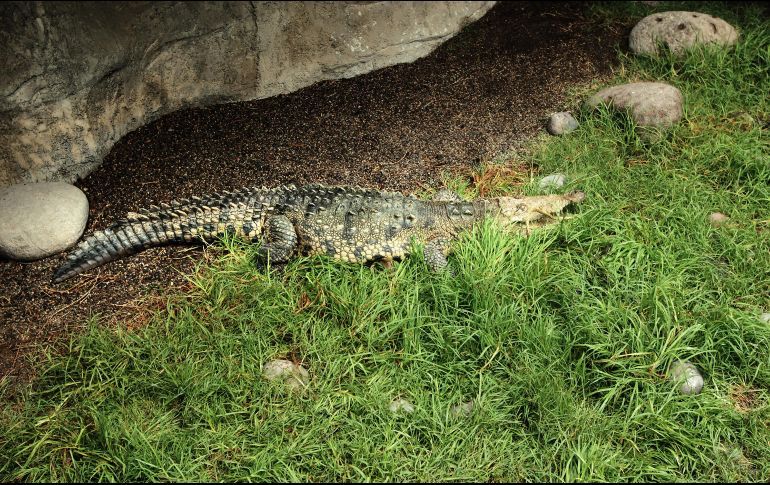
[424, 238, 452, 273]
[433, 188, 463, 203]
[258, 215, 297, 263]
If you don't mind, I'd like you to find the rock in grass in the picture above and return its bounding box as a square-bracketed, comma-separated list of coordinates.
[450, 401, 474, 418]
[585, 82, 683, 137]
[538, 173, 567, 190]
[389, 398, 415, 414]
[546, 112, 579, 135]
[760, 313, 770, 324]
[629, 11, 739, 57]
[0, 182, 88, 261]
[262, 359, 309, 392]
[708, 212, 729, 227]
[669, 360, 704, 395]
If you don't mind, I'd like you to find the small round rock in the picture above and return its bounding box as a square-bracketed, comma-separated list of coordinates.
[547, 112, 580, 135]
[538, 173, 567, 190]
[708, 212, 729, 227]
[669, 360, 704, 395]
[760, 313, 770, 324]
[0, 182, 89, 260]
[262, 359, 310, 392]
[389, 398, 415, 414]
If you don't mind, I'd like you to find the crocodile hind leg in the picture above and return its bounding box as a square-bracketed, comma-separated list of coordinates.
[257, 215, 297, 263]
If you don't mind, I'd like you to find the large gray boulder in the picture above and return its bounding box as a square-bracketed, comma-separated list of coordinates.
[0, 1, 495, 187]
[0, 182, 88, 260]
[629, 11, 739, 57]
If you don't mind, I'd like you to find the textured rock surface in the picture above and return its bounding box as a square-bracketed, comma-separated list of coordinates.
[629, 11, 739, 56]
[546, 111, 579, 135]
[0, 182, 88, 260]
[669, 360, 704, 395]
[0, 1, 495, 187]
[585, 82, 683, 136]
[262, 359, 309, 392]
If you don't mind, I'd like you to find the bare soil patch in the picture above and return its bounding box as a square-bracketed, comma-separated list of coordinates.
[0, 2, 628, 383]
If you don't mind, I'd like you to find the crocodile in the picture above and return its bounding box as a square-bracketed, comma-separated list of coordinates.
[52, 184, 585, 283]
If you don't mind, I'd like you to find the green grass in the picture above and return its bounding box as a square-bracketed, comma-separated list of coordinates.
[2, 2, 769, 482]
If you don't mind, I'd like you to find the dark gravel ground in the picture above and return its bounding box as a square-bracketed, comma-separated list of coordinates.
[0, 2, 628, 383]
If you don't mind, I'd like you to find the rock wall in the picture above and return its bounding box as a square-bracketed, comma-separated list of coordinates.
[0, 1, 495, 186]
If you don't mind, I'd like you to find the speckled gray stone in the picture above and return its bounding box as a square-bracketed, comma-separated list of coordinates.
[262, 359, 310, 392]
[538, 173, 567, 190]
[0, 182, 88, 260]
[629, 11, 739, 57]
[546, 111, 579, 135]
[669, 360, 704, 395]
[389, 398, 415, 414]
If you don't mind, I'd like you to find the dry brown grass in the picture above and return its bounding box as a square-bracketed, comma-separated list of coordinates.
[729, 384, 763, 414]
[471, 161, 530, 197]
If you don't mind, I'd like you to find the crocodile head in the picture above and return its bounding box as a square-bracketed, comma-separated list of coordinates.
[492, 191, 585, 227]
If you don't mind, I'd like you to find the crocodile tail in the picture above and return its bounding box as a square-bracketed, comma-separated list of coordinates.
[51, 198, 264, 283]
[51, 212, 189, 284]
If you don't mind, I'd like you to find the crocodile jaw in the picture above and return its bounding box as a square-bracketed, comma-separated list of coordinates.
[492, 191, 585, 226]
